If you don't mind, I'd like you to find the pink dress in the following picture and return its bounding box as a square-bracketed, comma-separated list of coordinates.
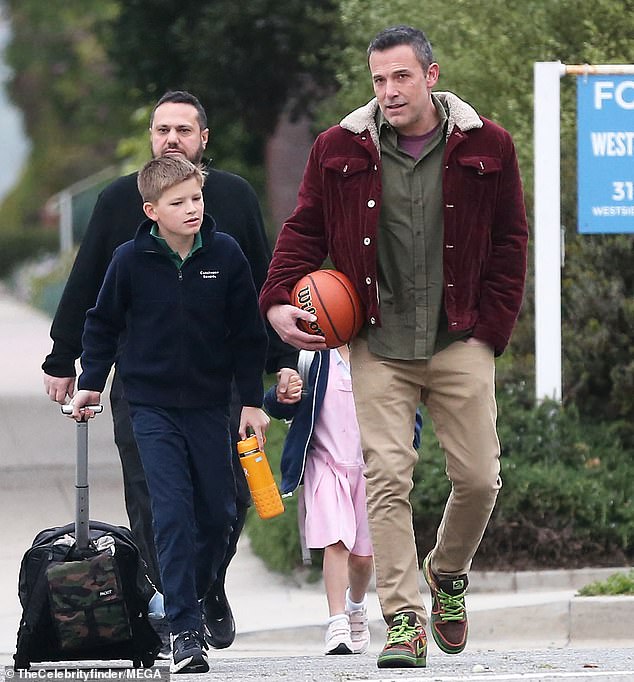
[302, 349, 373, 556]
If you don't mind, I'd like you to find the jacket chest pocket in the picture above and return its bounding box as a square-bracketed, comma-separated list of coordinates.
[457, 155, 502, 185]
[453, 155, 502, 222]
[322, 156, 370, 178]
[321, 156, 373, 228]
[322, 156, 371, 197]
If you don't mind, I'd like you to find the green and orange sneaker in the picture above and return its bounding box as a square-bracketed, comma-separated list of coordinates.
[423, 552, 468, 654]
[376, 611, 427, 669]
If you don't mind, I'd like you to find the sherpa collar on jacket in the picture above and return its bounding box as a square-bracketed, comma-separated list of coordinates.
[339, 92, 483, 154]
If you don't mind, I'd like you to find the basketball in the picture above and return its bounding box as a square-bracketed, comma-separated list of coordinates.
[291, 269, 364, 348]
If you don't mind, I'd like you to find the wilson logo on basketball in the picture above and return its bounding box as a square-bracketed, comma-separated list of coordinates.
[295, 285, 326, 336]
[291, 269, 364, 348]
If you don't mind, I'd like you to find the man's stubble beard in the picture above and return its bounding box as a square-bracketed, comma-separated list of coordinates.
[150, 142, 205, 164]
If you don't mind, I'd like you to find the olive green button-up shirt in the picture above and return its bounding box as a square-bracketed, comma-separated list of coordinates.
[367, 97, 452, 361]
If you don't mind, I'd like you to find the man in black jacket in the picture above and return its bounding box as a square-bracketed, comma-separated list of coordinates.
[42, 90, 297, 653]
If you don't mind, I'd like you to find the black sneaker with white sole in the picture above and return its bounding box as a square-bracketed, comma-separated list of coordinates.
[201, 582, 235, 649]
[170, 630, 209, 674]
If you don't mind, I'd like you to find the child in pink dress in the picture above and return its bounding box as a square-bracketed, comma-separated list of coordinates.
[264, 346, 373, 655]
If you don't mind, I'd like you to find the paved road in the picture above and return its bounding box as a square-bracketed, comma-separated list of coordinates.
[2, 648, 634, 681]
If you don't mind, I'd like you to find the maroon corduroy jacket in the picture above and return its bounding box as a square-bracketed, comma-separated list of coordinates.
[260, 93, 529, 356]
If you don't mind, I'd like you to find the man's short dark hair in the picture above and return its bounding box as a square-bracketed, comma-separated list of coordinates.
[367, 25, 434, 73]
[150, 91, 208, 131]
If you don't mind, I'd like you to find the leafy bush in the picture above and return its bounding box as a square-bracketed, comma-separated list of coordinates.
[562, 234, 634, 427]
[578, 569, 634, 596]
[403, 383, 632, 570]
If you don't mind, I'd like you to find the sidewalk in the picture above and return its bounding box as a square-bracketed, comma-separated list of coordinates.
[0, 284, 632, 666]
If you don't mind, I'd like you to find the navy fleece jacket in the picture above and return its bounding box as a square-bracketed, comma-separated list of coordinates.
[78, 214, 268, 409]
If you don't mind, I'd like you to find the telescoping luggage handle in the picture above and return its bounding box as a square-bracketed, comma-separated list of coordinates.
[60, 405, 103, 550]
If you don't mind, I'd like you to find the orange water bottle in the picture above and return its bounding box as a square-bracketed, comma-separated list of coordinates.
[237, 435, 285, 519]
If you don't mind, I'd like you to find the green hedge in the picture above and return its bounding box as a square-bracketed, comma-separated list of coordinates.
[476, 387, 634, 569]
[249, 380, 634, 573]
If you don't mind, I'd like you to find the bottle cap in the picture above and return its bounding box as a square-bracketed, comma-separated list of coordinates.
[237, 435, 259, 455]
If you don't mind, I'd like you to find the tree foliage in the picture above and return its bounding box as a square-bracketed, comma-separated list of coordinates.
[101, 0, 343, 139]
[99, 1, 344, 204]
[1, 0, 133, 228]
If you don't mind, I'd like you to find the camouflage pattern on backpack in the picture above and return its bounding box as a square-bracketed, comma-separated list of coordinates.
[47, 551, 132, 650]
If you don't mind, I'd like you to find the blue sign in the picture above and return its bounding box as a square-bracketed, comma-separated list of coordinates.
[577, 75, 634, 234]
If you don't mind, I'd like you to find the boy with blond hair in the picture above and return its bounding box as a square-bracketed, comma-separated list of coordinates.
[70, 155, 269, 673]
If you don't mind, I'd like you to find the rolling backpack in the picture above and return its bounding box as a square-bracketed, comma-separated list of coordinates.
[13, 407, 161, 670]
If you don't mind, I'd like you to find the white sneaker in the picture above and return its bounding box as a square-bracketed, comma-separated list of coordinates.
[324, 614, 353, 655]
[347, 604, 370, 654]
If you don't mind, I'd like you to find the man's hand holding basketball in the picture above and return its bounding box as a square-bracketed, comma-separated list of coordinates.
[266, 304, 328, 350]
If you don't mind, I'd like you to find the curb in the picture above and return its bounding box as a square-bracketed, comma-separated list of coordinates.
[233, 594, 634, 651]
[470, 595, 634, 647]
[469, 566, 633, 593]
[569, 595, 634, 645]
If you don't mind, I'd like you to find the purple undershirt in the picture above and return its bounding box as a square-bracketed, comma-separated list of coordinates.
[398, 123, 441, 159]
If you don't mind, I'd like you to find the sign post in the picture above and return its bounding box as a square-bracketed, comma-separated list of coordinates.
[534, 62, 564, 402]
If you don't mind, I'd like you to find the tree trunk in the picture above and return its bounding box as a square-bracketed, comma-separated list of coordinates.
[265, 109, 313, 239]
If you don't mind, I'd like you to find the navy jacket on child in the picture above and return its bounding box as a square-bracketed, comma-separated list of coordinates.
[264, 350, 422, 496]
[79, 214, 267, 408]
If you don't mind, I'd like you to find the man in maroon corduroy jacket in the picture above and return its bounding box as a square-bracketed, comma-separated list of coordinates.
[260, 25, 528, 670]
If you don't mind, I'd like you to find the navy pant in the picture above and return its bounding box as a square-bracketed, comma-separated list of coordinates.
[130, 404, 236, 634]
[111, 372, 252, 595]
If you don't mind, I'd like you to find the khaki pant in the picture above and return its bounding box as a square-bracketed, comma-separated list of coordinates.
[350, 337, 501, 626]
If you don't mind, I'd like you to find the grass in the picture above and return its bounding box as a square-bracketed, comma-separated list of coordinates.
[577, 569, 634, 596]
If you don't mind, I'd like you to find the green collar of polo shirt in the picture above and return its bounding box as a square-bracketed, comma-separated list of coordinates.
[150, 223, 202, 269]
